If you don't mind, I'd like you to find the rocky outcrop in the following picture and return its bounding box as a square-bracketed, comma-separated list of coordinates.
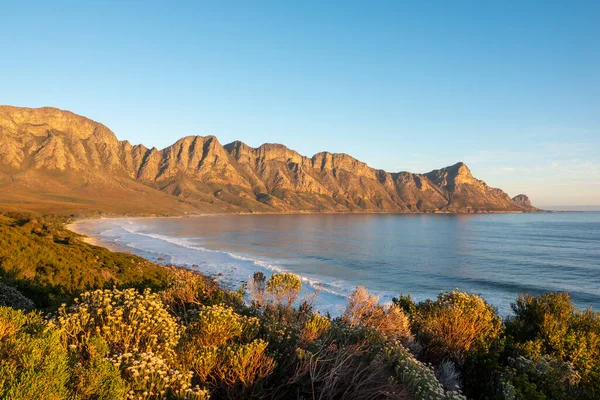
[0, 106, 538, 214]
[512, 194, 536, 210]
[0, 106, 122, 173]
[0, 282, 35, 311]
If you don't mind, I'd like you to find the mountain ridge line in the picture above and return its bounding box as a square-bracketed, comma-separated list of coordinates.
[0, 105, 538, 216]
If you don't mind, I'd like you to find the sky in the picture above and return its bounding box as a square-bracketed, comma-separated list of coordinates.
[1, 1, 599, 207]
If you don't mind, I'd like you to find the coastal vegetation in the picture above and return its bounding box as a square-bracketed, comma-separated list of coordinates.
[0, 212, 172, 308]
[1, 212, 598, 399]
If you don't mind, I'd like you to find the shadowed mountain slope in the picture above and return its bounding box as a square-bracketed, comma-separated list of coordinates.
[0, 106, 538, 215]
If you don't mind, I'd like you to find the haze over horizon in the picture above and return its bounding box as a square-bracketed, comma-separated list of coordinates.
[1, 1, 598, 206]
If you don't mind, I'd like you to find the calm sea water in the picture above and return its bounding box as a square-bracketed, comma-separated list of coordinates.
[72, 212, 600, 316]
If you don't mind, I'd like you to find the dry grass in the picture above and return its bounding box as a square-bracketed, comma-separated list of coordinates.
[291, 343, 407, 400]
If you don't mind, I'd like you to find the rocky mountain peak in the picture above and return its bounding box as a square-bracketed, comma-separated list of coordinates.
[0, 105, 124, 172]
[453, 161, 472, 175]
[255, 143, 303, 163]
[424, 161, 475, 188]
[0, 105, 115, 142]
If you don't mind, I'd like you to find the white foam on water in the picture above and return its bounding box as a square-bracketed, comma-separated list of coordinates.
[70, 213, 600, 317]
[88, 220, 357, 314]
[71, 218, 471, 315]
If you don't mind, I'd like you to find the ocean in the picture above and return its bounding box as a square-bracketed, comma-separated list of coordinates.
[71, 212, 600, 316]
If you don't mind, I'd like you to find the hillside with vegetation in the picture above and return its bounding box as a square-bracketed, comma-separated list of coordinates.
[0, 212, 598, 400]
[0, 212, 173, 308]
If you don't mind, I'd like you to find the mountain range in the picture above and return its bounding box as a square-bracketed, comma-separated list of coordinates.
[0, 106, 537, 215]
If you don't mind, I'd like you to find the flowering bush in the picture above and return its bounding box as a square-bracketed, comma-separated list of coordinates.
[112, 351, 208, 400]
[55, 288, 181, 359]
[54, 288, 202, 399]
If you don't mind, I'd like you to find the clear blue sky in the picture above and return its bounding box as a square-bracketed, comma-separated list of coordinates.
[1, 1, 599, 206]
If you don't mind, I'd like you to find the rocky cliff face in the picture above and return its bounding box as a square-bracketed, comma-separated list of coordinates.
[0, 106, 538, 215]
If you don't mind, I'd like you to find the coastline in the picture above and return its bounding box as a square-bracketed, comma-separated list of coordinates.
[67, 211, 600, 318]
[66, 210, 530, 252]
[66, 206, 566, 248]
[67, 215, 352, 315]
[67, 207, 545, 224]
[64, 208, 564, 257]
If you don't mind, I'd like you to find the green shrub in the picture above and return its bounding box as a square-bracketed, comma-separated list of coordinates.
[180, 346, 219, 383]
[505, 292, 600, 399]
[215, 339, 276, 387]
[0, 307, 70, 399]
[413, 290, 503, 363]
[69, 336, 128, 400]
[160, 267, 210, 318]
[178, 303, 275, 398]
[266, 272, 302, 306]
[500, 355, 581, 400]
[392, 293, 417, 315]
[385, 341, 466, 400]
[187, 304, 259, 347]
[507, 293, 600, 373]
[159, 266, 242, 320]
[300, 313, 331, 344]
[255, 303, 302, 383]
